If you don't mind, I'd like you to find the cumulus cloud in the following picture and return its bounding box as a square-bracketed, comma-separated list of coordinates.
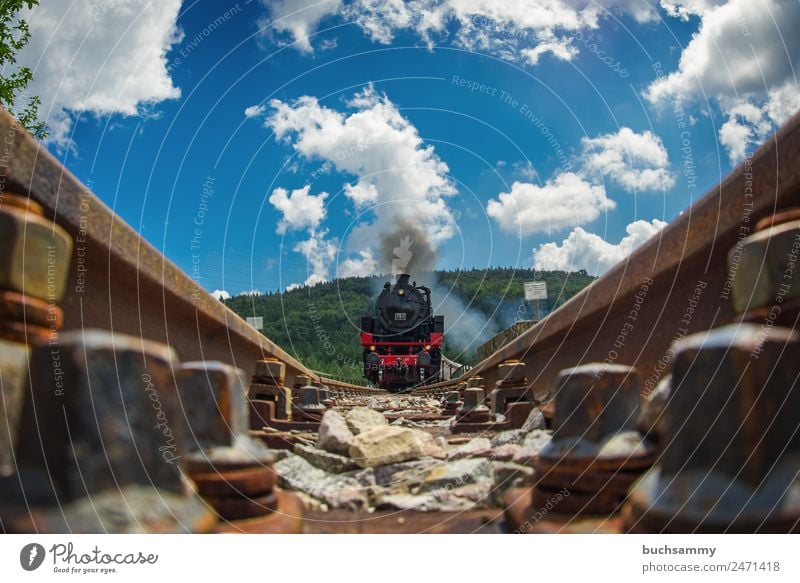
[718, 82, 800, 162]
[658, 0, 725, 20]
[533, 218, 667, 275]
[267, 183, 334, 286]
[244, 104, 266, 118]
[237, 289, 264, 296]
[646, 0, 800, 104]
[487, 173, 615, 237]
[338, 249, 377, 277]
[343, 181, 379, 208]
[261, 0, 665, 65]
[211, 289, 231, 300]
[293, 230, 337, 286]
[646, 0, 800, 162]
[581, 127, 675, 192]
[266, 85, 456, 280]
[268, 185, 329, 235]
[17, 0, 183, 149]
[260, 0, 342, 52]
[267, 85, 456, 246]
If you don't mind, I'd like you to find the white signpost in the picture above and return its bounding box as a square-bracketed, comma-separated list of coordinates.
[246, 316, 264, 331]
[523, 281, 548, 320]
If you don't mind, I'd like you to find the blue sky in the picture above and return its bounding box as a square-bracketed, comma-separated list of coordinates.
[20, 1, 800, 296]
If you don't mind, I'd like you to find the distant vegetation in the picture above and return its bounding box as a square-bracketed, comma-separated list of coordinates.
[224, 267, 596, 384]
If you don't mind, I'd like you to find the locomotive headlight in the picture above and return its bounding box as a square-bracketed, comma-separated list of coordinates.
[369, 345, 376, 352]
[424, 344, 431, 351]
[398, 289, 404, 296]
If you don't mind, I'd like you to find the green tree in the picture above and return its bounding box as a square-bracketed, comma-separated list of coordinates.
[0, 0, 46, 139]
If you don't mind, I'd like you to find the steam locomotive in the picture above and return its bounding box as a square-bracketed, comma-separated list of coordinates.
[360, 273, 444, 392]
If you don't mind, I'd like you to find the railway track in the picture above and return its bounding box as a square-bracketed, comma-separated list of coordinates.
[1, 106, 800, 533]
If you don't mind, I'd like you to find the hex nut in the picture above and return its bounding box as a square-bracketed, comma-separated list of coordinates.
[466, 376, 484, 388]
[498, 360, 527, 384]
[0, 205, 72, 302]
[15, 329, 185, 500]
[662, 324, 800, 486]
[178, 362, 249, 451]
[730, 220, 800, 313]
[551, 363, 640, 443]
[253, 358, 285, 384]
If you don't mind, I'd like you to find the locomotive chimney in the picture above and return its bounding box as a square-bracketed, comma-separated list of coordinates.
[396, 273, 411, 286]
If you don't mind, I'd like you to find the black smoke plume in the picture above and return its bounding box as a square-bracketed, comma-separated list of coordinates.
[377, 218, 438, 275]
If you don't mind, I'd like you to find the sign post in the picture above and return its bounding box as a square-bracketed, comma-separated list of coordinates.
[523, 281, 548, 321]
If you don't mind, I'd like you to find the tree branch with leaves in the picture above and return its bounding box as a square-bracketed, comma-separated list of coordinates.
[0, 0, 46, 139]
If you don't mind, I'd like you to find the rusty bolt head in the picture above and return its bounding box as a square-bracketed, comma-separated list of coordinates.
[15, 330, 185, 501]
[498, 360, 527, 384]
[0, 198, 72, 303]
[443, 391, 460, 404]
[0, 338, 31, 476]
[178, 362, 249, 451]
[551, 363, 640, 444]
[637, 375, 671, 439]
[295, 374, 313, 388]
[730, 219, 800, 313]
[466, 376, 484, 388]
[299, 385, 324, 410]
[318, 386, 330, 402]
[662, 324, 800, 488]
[459, 387, 489, 414]
[253, 358, 285, 385]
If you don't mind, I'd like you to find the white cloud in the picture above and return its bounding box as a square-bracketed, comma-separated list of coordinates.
[512, 160, 537, 180]
[17, 0, 183, 149]
[237, 289, 263, 296]
[646, 0, 800, 104]
[487, 173, 616, 237]
[338, 249, 376, 277]
[268, 183, 335, 285]
[293, 230, 337, 286]
[581, 127, 675, 192]
[268, 185, 329, 235]
[285, 283, 301, 292]
[533, 218, 667, 275]
[521, 35, 579, 65]
[646, 0, 800, 162]
[343, 181, 379, 208]
[211, 289, 231, 300]
[261, 0, 664, 65]
[718, 82, 800, 162]
[602, 0, 659, 23]
[245, 104, 266, 118]
[267, 85, 456, 278]
[658, 0, 725, 20]
[260, 0, 342, 52]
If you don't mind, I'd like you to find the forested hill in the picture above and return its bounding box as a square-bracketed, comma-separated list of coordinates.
[224, 268, 596, 384]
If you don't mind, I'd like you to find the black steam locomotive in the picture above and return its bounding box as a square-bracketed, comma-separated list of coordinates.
[360, 273, 444, 392]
